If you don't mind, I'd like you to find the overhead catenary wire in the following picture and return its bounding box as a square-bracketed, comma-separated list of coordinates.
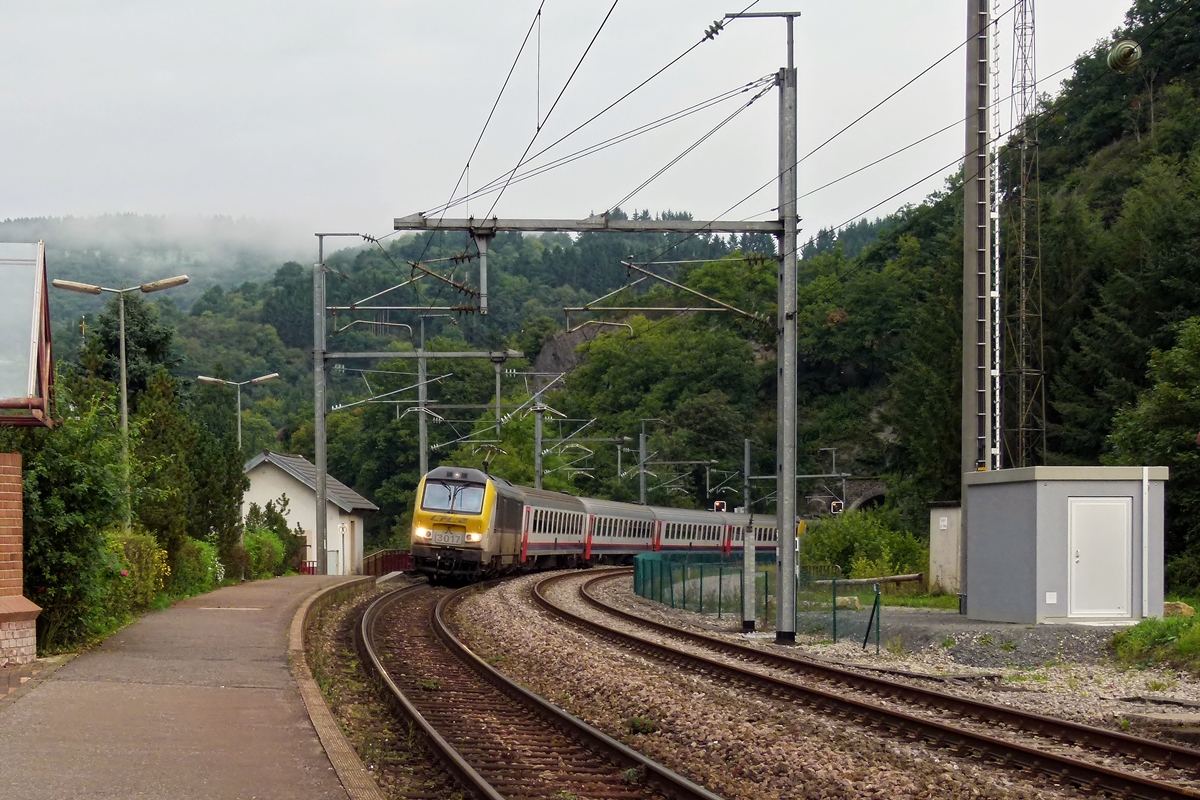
[768, 7, 1198, 315]
[615, 4, 1028, 274]
[484, 0, 623, 219]
[422, 74, 776, 217]
[607, 81, 775, 215]
[422, 0, 764, 220]
[733, 59, 1082, 226]
[372, 0, 547, 254]
[827, 0, 1196, 237]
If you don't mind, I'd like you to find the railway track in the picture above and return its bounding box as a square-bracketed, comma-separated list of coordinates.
[356, 581, 724, 800]
[532, 569, 1200, 800]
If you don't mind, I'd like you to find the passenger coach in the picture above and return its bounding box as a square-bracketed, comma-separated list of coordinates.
[411, 466, 780, 579]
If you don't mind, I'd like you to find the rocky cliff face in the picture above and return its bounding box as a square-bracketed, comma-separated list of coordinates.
[532, 325, 605, 375]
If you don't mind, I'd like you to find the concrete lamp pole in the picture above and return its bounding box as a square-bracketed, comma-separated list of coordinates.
[196, 372, 281, 450]
[52, 275, 190, 531]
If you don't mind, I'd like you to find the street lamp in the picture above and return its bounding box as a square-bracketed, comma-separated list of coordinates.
[52, 275, 189, 529]
[196, 372, 280, 449]
[197, 371, 279, 582]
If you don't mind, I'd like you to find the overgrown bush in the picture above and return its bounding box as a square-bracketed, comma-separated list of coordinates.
[111, 529, 170, 610]
[170, 538, 220, 597]
[0, 380, 126, 652]
[95, 535, 134, 631]
[245, 498, 306, 572]
[800, 508, 927, 579]
[244, 527, 285, 579]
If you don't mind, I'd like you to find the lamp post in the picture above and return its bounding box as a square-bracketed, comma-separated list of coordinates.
[197, 370, 280, 581]
[196, 372, 280, 450]
[52, 275, 189, 529]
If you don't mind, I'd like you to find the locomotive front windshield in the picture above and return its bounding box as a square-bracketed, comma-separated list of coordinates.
[422, 481, 486, 514]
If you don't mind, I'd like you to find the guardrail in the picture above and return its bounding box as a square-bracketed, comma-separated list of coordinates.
[363, 549, 412, 576]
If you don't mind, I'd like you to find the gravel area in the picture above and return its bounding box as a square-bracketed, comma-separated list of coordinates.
[571, 572, 1200, 791]
[306, 584, 460, 800]
[590, 572, 1200, 745]
[454, 572, 1077, 800]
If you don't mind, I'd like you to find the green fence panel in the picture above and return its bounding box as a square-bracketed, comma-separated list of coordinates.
[630, 551, 869, 646]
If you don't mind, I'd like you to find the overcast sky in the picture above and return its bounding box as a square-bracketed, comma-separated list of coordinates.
[1, 1, 1132, 246]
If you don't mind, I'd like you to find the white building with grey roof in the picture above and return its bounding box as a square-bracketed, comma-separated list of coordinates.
[243, 451, 378, 576]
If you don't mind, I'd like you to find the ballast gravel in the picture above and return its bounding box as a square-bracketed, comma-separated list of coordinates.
[589, 573, 1200, 743]
[453, 573, 1075, 800]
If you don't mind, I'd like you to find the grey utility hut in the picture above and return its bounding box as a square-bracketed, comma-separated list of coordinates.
[965, 466, 1168, 624]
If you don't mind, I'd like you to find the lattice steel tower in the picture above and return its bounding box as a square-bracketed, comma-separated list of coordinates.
[1004, 0, 1046, 467]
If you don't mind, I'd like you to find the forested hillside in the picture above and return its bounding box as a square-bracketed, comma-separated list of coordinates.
[7, 0, 1200, 614]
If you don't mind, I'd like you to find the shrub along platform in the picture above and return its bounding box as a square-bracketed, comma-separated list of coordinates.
[0, 575, 356, 800]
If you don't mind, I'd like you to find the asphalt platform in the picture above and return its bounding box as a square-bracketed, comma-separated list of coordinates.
[0, 575, 354, 800]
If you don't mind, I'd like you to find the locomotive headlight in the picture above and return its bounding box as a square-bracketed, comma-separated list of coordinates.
[465, 533, 483, 543]
[414, 527, 431, 539]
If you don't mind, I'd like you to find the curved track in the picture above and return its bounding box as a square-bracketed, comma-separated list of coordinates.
[532, 569, 1200, 800]
[356, 581, 724, 800]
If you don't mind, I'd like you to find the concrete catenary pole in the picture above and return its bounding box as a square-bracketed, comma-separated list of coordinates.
[961, 0, 994, 612]
[494, 361, 503, 436]
[418, 317, 429, 478]
[742, 438, 756, 632]
[313, 249, 328, 576]
[775, 17, 799, 645]
[723, 10, 801, 643]
[638, 428, 648, 505]
[534, 401, 544, 490]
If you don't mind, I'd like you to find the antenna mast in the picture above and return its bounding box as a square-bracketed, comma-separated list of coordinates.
[1004, 0, 1046, 467]
[989, 0, 1003, 471]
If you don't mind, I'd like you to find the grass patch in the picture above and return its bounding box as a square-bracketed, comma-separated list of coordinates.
[877, 593, 960, 610]
[1003, 671, 1047, 683]
[626, 716, 659, 735]
[1112, 615, 1200, 670]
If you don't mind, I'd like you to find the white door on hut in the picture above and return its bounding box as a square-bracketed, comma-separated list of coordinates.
[1067, 497, 1132, 618]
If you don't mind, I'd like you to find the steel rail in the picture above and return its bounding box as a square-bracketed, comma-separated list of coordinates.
[531, 570, 1200, 800]
[357, 581, 724, 800]
[357, 584, 501, 800]
[575, 570, 1200, 773]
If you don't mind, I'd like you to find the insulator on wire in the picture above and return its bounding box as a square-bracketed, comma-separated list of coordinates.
[1107, 40, 1142, 73]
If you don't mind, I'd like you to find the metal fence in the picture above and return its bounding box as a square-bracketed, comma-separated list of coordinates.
[363, 549, 412, 576]
[632, 552, 882, 650]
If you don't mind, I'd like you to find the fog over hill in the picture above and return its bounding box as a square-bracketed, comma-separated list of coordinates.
[0, 214, 311, 320]
[1, 213, 308, 299]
